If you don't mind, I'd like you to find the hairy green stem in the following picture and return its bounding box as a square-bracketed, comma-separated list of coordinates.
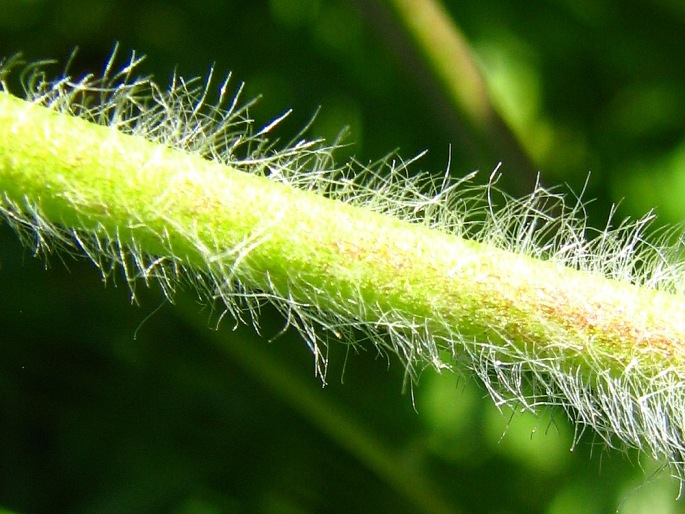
[2, 63, 685, 482]
[1, 90, 682, 375]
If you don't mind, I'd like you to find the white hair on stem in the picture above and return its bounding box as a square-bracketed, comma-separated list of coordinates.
[2, 47, 685, 492]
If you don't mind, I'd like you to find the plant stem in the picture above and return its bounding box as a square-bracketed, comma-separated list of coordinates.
[385, 0, 537, 188]
[2, 79, 685, 477]
[1, 90, 682, 374]
[175, 297, 461, 514]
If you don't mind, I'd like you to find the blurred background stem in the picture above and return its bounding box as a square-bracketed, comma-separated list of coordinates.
[175, 298, 461, 514]
[357, 0, 539, 194]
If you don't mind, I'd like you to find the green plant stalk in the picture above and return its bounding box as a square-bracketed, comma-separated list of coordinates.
[2, 62, 685, 482]
[1, 90, 682, 373]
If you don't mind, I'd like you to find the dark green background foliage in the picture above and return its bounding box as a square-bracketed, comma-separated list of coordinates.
[1, 1, 685, 513]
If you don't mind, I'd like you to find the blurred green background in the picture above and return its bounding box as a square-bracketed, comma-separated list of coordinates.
[2, 0, 685, 513]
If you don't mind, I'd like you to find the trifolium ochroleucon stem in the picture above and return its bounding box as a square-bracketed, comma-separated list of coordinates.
[1, 49, 685, 490]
